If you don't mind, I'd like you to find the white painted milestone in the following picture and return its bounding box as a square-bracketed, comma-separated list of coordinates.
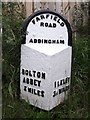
[26, 13, 68, 46]
[20, 10, 72, 111]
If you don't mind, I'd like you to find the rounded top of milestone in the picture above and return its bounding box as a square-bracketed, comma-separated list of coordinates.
[22, 10, 72, 46]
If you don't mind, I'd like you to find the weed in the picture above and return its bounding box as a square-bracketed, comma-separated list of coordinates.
[2, 2, 88, 119]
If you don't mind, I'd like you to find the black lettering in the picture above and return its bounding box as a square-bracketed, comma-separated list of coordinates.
[60, 80, 63, 85]
[57, 40, 59, 43]
[44, 40, 48, 43]
[34, 79, 37, 86]
[45, 23, 48, 27]
[51, 15, 53, 19]
[42, 72, 45, 79]
[38, 39, 41, 43]
[60, 88, 63, 94]
[22, 69, 25, 75]
[54, 16, 58, 21]
[33, 71, 36, 77]
[46, 14, 49, 18]
[31, 88, 34, 93]
[53, 23, 56, 28]
[25, 86, 45, 97]
[60, 40, 64, 44]
[40, 22, 44, 27]
[34, 39, 37, 43]
[30, 78, 33, 85]
[34, 89, 37, 95]
[48, 23, 52, 27]
[26, 78, 29, 84]
[53, 91, 56, 97]
[52, 40, 56, 43]
[66, 77, 70, 83]
[65, 77, 68, 84]
[40, 15, 45, 19]
[60, 22, 64, 27]
[38, 81, 41, 87]
[28, 87, 32, 93]
[24, 86, 27, 91]
[54, 81, 56, 88]
[23, 77, 25, 83]
[32, 19, 35, 24]
[29, 39, 33, 43]
[57, 19, 60, 24]
[62, 79, 65, 85]
[37, 90, 40, 96]
[37, 72, 41, 78]
[29, 70, 32, 77]
[26, 70, 28, 75]
[48, 40, 51, 44]
[42, 39, 44, 43]
[53, 90, 58, 97]
[57, 81, 60, 87]
[36, 17, 40, 22]
[59, 88, 61, 94]
[41, 90, 45, 97]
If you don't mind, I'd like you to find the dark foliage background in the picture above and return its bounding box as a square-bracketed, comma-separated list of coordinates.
[2, 2, 25, 99]
[2, 2, 89, 119]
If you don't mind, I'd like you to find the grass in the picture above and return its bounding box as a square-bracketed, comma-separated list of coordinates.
[2, 2, 89, 119]
[2, 35, 88, 119]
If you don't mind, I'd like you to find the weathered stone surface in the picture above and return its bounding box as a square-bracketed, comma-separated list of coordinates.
[20, 44, 72, 110]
